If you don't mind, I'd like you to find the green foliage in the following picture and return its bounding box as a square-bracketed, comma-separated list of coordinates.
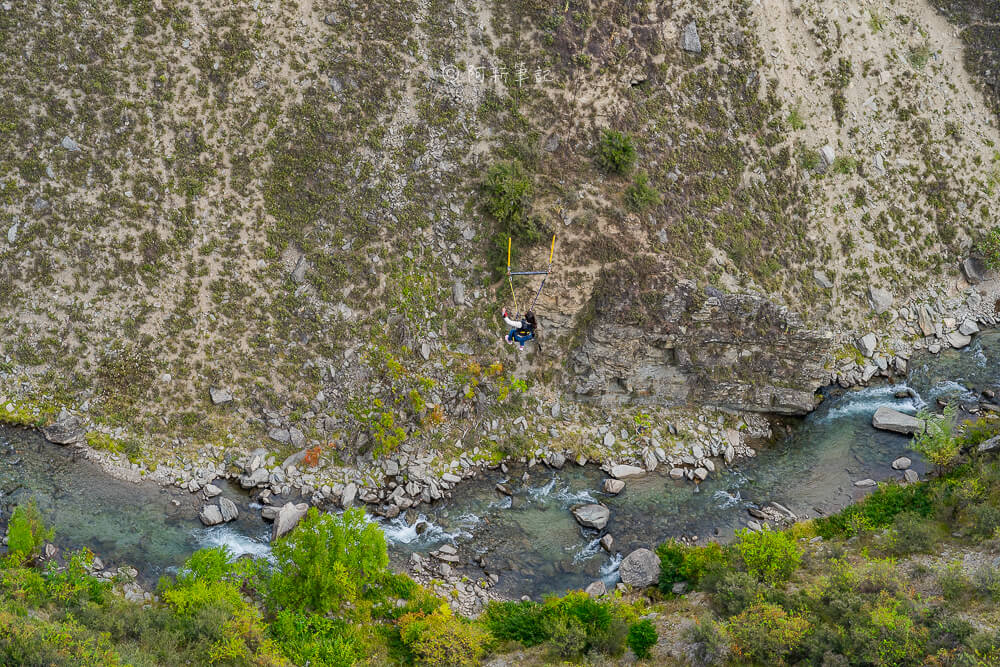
[885, 511, 937, 555]
[656, 540, 728, 592]
[5, 498, 53, 564]
[977, 226, 1000, 269]
[909, 43, 931, 70]
[831, 156, 857, 174]
[726, 603, 809, 665]
[815, 481, 934, 538]
[684, 616, 729, 666]
[398, 605, 490, 667]
[269, 507, 388, 618]
[481, 160, 542, 278]
[913, 403, 960, 473]
[269, 609, 361, 667]
[786, 107, 805, 131]
[482, 160, 533, 230]
[481, 600, 547, 646]
[595, 129, 636, 174]
[626, 619, 657, 659]
[734, 526, 802, 584]
[624, 172, 661, 212]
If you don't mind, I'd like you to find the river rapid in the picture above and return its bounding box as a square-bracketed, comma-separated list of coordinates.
[1, 332, 998, 597]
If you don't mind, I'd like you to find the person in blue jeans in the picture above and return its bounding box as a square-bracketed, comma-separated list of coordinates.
[502, 308, 537, 351]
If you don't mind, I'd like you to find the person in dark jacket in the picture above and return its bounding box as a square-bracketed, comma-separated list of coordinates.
[502, 308, 537, 350]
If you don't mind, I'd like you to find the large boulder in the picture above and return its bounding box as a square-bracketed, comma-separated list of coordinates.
[199, 505, 224, 526]
[618, 548, 660, 587]
[219, 497, 239, 522]
[855, 333, 877, 358]
[680, 21, 701, 53]
[584, 580, 606, 597]
[572, 504, 610, 530]
[978, 435, 1000, 454]
[603, 478, 626, 494]
[209, 387, 233, 405]
[42, 410, 85, 445]
[872, 406, 923, 435]
[568, 269, 832, 416]
[240, 467, 269, 489]
[946, 331, 972, 349]
[868, 287, 893, 315]
[961, 257, 992, 285]
[610, 464, 646, 480]
[271, 502, 309, 542]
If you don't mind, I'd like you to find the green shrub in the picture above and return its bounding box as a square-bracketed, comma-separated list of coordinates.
[972, 565, 1000, 602]
[727, 603, 809, 665]
[909, 43, 931, 70]
[912, 404, 960, 474]
[735, 526, 802, 584]
[543, 613, 587, 659]
[624, 172, 661, 212]
[595, 129, 636, 174]
[269, 507, 388, 619]
[398, 605, 490, 666]
[5, 499, 53, 564]
[710, 571, 763, 616]
[684, 616, 729, 666]
[481, 160, 542, 277]
[270, 609, 361, 667]
[844, 598, 927, 666]
[831, 156, 858, 174]
[787, 107, 805, 131]
[885, 511, 937, 555]
[656, 540, 728, 592]
[482, 160, 533, 229]
[939, 562, 972, 602]
[481, 600, 547, 646]
[978, 226, 1000, 270]
[815, 482, 934, 538]
[627, 619, 657, 659]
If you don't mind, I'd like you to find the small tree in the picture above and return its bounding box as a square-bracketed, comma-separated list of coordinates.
[735, 526, 802, 584]
[595, 129, 636, 174]
[912, 403, 960, 475]
[624, 172, 661, 212]
[627, 619, 658, 659]
[5, 498, 53, 564]
[977, 226, 1000, 270]
[269, 507, 389, 619]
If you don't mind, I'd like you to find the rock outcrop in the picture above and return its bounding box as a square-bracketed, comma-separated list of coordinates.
[569, 268, 833, 415]
[571, 504, 610, 530]
[618, 548, 660, 587]
[271, 502, 309, 541]
[872, 406, 923, 434]
[42, 410, 85, 445]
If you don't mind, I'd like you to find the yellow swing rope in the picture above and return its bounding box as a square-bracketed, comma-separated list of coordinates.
[507, 237, 519, 316]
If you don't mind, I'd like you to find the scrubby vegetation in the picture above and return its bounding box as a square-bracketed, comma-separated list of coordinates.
[3, 418, 998, 665]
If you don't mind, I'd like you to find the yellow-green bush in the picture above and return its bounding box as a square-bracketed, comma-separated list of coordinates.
[399, 605, 490, 667]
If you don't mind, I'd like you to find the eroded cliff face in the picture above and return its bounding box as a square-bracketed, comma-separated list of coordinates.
[568, 259, 834, 415]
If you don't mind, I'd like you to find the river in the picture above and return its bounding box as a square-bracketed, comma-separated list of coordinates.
[1, 331, 998, 597]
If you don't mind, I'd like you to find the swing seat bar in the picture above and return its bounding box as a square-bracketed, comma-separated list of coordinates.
[507, 271, 549, 276]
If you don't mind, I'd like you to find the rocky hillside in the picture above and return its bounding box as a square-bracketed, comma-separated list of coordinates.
[1, 0, 998, 468]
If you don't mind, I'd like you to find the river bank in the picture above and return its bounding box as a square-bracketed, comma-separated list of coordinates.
[3, 330, 999, 613]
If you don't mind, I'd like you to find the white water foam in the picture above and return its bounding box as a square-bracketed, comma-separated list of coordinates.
[572, 538, 602, 564]
[600, 552, 623, 577]
[527, 475, 598, 506]
[713, 488, 744, 509]
[924, 380, 975, 403]
[817, 383, 922, 423]
[196, 524, 272, 561]
[378, 512, 479, 546]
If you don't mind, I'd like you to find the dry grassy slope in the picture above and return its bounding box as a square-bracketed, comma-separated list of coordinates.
[0, 0, 997, 460]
